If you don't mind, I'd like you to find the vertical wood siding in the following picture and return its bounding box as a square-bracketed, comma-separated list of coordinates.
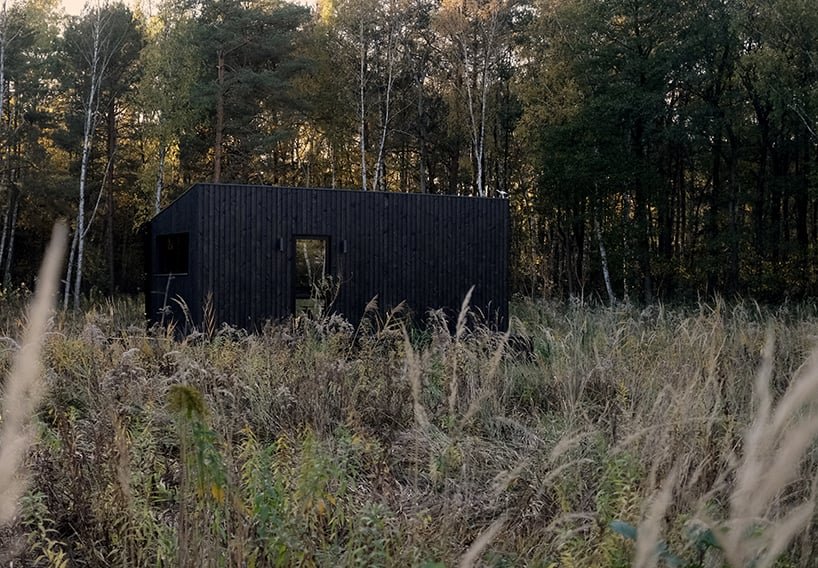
[146, 188, 201, 328]
[149, 183, 509, 330]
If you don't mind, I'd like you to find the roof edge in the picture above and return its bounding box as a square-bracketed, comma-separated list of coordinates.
[150, 183, 205, 223]
[153, 182, 507, 216]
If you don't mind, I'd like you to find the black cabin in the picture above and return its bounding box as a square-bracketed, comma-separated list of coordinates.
[145, 183, 509, 330]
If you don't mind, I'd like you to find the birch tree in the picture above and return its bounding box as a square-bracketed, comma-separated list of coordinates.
[0, 0, 43, 285]
[0, 0, 12, 282]
[138, 2, 197, 214]
[98, 5, 141, 293]
[62, 3, 124, 309]
[434, 0, 518, 197]
[332, 0, 378, 190]
[333, 0, 407, 191]
[0, 0, 20, 283]
[369, 0, 401, 192]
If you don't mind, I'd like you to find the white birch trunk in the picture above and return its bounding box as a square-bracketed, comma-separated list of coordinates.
[2, 194, 16, 286]
[595, 213, 617, 306]
[358, 17, 367, 190]
[476, 34, 492, 197]
[416, 71, 427, 193]
[461, 25, 493, 197]
[155, 143, 166, 214]
[371, 14, 395, 192]
[0, 199, 8, 270]
[0, 210, 5, 271]
[73, 8, 112, 309]
[0, 0, 6, 129]
[82, 135, 115, 240]
[462, 43, 481, 196]
[74, 71, 99, 310]
[0, 0, 7, 273]
[63, 227, 78, 309]
[329, 142, 336, 188]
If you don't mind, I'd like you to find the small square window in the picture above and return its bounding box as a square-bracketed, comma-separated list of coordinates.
[156, 233, 189, 274]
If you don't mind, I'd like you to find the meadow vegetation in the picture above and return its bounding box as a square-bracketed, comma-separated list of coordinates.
[3, 289, 818, 566]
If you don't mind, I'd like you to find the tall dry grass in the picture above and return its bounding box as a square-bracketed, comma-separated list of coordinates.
[3, 294, 818, 565]
[0, 223, 66, 525]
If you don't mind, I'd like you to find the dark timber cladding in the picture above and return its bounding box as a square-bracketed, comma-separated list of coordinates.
[146, 183, 509, 330]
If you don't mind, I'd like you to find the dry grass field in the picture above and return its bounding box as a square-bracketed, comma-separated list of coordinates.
[3, 267, 818, 566]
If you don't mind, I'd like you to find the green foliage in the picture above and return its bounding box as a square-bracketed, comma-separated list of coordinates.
[594, 450, 643, 524]
[4, 0, 818, 302]
[179, 0, 310, 182]
[610, 519, 722, 568]
[8, 299, 818, 565]
[19, 490, 69, 568]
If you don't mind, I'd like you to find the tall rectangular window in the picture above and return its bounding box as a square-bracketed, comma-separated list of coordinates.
[156, 233, 189, 274]
[294, 237, 328, 315]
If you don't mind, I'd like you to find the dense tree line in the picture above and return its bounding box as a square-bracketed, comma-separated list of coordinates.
[0, 0, 816, 303]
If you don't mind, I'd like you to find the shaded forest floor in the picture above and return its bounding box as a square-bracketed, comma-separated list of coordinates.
[3, 296, 818, 566]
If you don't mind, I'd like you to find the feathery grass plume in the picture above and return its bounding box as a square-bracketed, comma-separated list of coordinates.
[457, 324, 510, 430]
[0, 222, 67, 525]
[202, 292, 216, 340]
[171, 295, 195, 332]
[634, 467, 678, 568]
[449, 286, 475, 421]
[458, 513, 507, 568]
[455, 285, 475, 341]
[720, 331, 818, 567]
[403, 327, 430, 430]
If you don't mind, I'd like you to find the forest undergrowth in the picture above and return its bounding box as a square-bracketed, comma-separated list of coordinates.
[3, 287, 818, 566]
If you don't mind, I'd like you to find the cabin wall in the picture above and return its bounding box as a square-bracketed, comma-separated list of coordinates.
[155, 183, 508, 329]
[146, 188, 201, 328]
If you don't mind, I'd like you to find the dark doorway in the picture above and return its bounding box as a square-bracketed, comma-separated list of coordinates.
[293, 236, 329, 315]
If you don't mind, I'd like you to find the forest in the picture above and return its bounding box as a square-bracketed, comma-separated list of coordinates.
[5, 2, 818, 565]
[0, 0, 817, 305]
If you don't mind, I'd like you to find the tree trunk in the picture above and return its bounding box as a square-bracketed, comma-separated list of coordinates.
[795, 137, 809, 251]
[72, 9, 109, 310]
[705, 124, 723, 293]
[64, 228, 78, 309]
[155, 143, 166, 214]
[399, 141, 408, 193]
[329, 142, 336, 188]
[631, 114, 653, 302]
[476, 48, 489, 197]
[595, 213, 616, 306]
[726, 127, 740, 294]
[105, 103, 117, 294]
[74, 75, 100, 310]
[1, 184, 17, 286]
[462, 43, 484, 197]
[358, 18, 368, 190]
[0, 205, 7, 272]
[0, 0, 6, 131]
[213, 49, 224, 183]
[573, 202, 585, 297]
[448, 146, 460, 195]
[769, 148, 786, 264]
[0, 187, 9, 270]
[416, 71, 427, 193]
[0, 0, 7, 280]
[371, 20, 394, 192]
[2, 190, 16, 287]
[753, 103, 770, 256]
[658, 154, 675, 261]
